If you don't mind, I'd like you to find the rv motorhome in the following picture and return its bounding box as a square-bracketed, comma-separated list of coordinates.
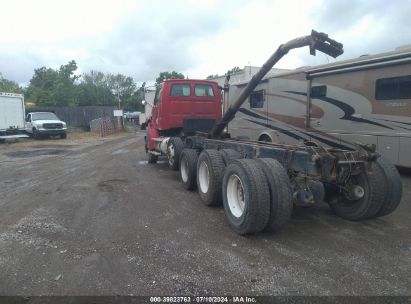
[224, 48, 411, 168]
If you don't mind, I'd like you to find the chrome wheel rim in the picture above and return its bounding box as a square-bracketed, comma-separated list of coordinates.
[181, 156, 189, 182]
[226, 174, 245, 218]
[198, 161, 210, 194]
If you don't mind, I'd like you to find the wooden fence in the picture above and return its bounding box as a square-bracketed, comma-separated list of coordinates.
[27, 106, 116, 129]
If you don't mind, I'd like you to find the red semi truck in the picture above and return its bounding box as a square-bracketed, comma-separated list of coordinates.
[143, 31, 402, 235]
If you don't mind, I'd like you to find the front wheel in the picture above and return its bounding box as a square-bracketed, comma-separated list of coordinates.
[60, 132, 67, 139]
[33, 129, 41, 139]
[167, 137, 184, 171]
[148, 153, 158, 164]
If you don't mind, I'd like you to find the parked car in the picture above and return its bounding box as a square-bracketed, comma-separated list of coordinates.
[25, 112, 67, 139]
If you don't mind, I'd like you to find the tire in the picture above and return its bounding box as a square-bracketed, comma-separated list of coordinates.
[60, 133, 67, 139]
[180, 149, 199, 190]
[167, 137, 184, 171]
[148, 153, 158, 164]
[259, 135, 272, 142]
[220, 149, 242, 165]
[33, 129, 40, 139]
[222, 159, 271, 235]
[328, 162, 386, 220]
[197, 150, 225, 206]
[375, 156, 403, 217]
[256, 158, 293, 232]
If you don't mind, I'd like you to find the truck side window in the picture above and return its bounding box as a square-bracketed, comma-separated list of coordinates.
[154, 86, 162, 104]
[311, 85, 327, 98]
[375, 75, 411, 100]
[170, 84, 191, 97]
[195, 84, 214, 97]
[249, 90, 265, 108]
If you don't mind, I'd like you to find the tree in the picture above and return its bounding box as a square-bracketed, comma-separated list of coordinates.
[0, 74, 24, 94]
[226, 66, 241, 76]
[155, 71, 184, 86]
[206, 74, 220, 79]
[77, 71, 115, 106]
[107, 73, 137, 109]
[26, 60, 80, 106]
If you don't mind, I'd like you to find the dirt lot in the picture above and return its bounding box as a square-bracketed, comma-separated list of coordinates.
[0, 132, 410, 296]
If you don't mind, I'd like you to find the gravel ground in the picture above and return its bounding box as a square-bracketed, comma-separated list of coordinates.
[0, 132, 410, 296]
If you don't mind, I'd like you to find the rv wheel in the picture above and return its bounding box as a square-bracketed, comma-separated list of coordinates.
[180, 149, 199, 190]
[256, 158, 293, 232]
[375, 156, 403, 217]
[222, 159, 270, 235]
[328, 163, 386, 220]
[167, 137, 184, 171]
[197, 150, 225, 206]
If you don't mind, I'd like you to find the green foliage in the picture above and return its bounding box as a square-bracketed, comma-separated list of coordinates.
[206, 67, 240, 80]
[26, 60, 80, 106]
[155, 71, 184, 86]
[78, 71, 144, 111]
[206, 74, 220, 79]
[77, 71, 115, 106]
[226, 66, 240, 76]
[0, 74, 24, 94]
[4, 60, 150, 111]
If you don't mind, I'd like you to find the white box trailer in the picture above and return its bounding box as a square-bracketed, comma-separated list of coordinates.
[0, 92, 29, 141]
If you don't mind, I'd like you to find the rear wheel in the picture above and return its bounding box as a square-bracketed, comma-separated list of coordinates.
[167, 137, 184, 171]
[197, 150, 225, 206]
[375, 156, 402, 217]
[220, 149, 242, 165]
[256, 158, 293, 232]
[328, 163, 386, 220]
[222, 159, 270, 235]
[180, 149, 199, 190]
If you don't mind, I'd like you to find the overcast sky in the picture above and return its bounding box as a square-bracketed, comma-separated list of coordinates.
[1, 0, 411, 86]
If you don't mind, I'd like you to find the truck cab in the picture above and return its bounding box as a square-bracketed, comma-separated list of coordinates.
[146, 79, 221, 147]
[145, 79, 221, 166]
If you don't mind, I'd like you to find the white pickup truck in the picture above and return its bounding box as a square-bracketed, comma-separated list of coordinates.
[25, 112, 68, 139]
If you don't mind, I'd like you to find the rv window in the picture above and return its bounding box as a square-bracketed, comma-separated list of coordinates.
[195, 84, 214, 97]
[311, 85, 327, 98]
[376, 75, 411, 100]
[249, 90, 265, 108]
[170, 84, 191, 97]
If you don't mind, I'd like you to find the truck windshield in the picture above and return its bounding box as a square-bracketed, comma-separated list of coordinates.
[31, 113, 59, 121]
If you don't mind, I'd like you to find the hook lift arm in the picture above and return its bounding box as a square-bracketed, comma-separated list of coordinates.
[209, 30, 344, 138]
